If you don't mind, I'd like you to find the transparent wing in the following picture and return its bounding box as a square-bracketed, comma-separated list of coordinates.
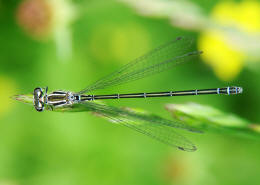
[76, 101, 199, 151]
[78, 36, 202, 94]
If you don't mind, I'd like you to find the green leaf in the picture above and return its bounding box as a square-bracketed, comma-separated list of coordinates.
[165, 102, 260, 139]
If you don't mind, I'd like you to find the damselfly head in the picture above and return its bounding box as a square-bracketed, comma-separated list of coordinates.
[33, 87, 47, 112]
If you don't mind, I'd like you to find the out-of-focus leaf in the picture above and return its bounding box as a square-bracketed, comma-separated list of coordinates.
[16, 0, 77, 61]
[166, 102, 260, 139]
[12, 94, 33, 105]
[120, 0, 260, 81]
[119, 0, 206, 30]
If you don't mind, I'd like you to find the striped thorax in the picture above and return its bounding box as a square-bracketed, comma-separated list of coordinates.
[33, 87, 81, 112]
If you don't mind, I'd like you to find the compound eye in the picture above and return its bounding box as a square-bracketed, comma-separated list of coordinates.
[34, 87, 43, 98]
[35, 101, 44, 112]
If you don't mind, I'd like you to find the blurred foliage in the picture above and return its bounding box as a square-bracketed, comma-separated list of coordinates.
[121, 0, 260, 80]
[16, 0, 76, 60]
[1, 0, 260, 185]
[166, 103, 260, 139]
[198, 0, 260, 81]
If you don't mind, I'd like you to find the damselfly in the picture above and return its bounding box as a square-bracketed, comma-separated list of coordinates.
[31, 37, 243, 151]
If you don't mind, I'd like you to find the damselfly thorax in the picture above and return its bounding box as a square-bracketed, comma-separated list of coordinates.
[33, 87, 78, 111]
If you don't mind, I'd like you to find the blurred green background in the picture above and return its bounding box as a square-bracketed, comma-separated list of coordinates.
[1, 0, 260, 185]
